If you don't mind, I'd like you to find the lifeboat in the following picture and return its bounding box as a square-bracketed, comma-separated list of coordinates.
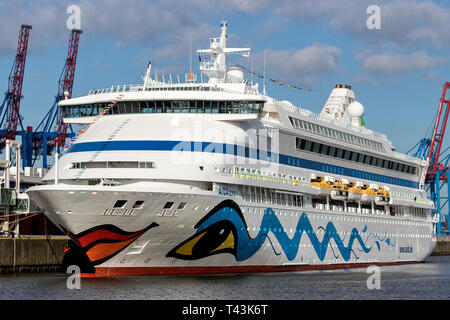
[330, 179, 349, 200]
[347, 181, 362, 201]
[310, 174, 323, 188]
[310, 175, 333, 195]
[375, 186, 390, 205]
[360, 183, 377, 202]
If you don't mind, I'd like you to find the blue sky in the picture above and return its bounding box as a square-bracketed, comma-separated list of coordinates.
[1, 0, 450, 155]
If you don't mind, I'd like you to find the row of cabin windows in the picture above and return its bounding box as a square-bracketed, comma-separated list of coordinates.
[70, 161, 156, 169]
[312, 198, 428, 218]
[61, 100, 264, 118]
[238, 185, 304, 207]
[312, 198, 386, 214]
[295, 137, 417, 175]
[289, 117, 385, 152]
[113, 199, 427, 218]
[392, 205, 427, 218]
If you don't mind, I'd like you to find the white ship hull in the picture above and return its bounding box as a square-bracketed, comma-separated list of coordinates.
[27, 185, 436, 277]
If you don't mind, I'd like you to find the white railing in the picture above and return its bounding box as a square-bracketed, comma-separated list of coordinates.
[275, 99, 388, 140]
[88, 74, 261, 96]
[88, 73, 212, 95]
[88, 84, 143, 95]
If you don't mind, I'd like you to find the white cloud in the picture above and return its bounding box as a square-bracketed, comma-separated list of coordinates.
[0, 1, 67, 55]
[274, 0, 450, 49]
[253, 44, 342, 84]
[0, 0, 221, 59]
[357, 50, 447, 75]
[216, 0, 272, 13]
[2, 0, 449, 83]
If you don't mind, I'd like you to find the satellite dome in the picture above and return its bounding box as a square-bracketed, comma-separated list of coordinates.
[347, 101, 365, 118]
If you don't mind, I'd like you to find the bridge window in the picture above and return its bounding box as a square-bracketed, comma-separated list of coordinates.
[62, 100, 264, 117]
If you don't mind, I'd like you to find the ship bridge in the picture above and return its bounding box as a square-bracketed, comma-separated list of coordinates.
[59, 19, 264, 123]
[59, 77, 265, 122]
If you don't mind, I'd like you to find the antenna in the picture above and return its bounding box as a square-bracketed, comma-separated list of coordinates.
[189, 33, 192, 73]
[263, 49, 266, 96]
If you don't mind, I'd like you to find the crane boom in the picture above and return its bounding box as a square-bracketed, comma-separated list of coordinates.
[56, 29, 82, 148]
[2, 24, 32, 144]
[426, 82, 450, 182]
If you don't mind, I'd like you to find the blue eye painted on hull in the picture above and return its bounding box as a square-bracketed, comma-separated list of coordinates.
[167, 200, 393, 262]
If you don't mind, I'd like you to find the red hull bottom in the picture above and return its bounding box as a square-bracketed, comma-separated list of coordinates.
[81, 260, 424, 277]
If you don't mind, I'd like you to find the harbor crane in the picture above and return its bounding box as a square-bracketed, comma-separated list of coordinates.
[0, 25, 32, 149]
[30, 29, 82, 168]
[409, 82, 450, 235]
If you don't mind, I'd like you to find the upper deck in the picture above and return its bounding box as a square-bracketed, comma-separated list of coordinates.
[60, 80, 265, 119]
[56, 20, 427, 189]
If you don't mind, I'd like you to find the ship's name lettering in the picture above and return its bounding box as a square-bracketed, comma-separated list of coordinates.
[399, 246, 413, 253]
[218, 186, 236, 197]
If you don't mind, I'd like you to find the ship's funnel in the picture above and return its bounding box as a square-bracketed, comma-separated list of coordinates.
[320, 84, 355, 122]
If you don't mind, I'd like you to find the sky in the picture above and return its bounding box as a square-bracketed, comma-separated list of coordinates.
[1, 0, 450, 156]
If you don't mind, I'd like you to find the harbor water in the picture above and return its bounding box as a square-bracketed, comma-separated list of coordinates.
[0, 255, 448, 300]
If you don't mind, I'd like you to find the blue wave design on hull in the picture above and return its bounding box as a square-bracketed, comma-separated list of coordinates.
[197, 207, 372, 262]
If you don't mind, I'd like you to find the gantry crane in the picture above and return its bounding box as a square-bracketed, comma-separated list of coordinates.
[0, 25, 32, 149]
[409, 82, 450, 234]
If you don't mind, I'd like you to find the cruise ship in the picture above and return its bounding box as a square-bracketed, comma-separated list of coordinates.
[27, 21, 437, 276]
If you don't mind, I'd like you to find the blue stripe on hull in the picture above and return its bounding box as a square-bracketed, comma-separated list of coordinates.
[66, 140, 419, 189]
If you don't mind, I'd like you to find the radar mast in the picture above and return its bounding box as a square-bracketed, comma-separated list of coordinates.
[197, 20, 250, 83]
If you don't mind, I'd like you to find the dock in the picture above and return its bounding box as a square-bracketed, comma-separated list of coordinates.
[432, 235, 450, 256]
[0, 236, 68, 274]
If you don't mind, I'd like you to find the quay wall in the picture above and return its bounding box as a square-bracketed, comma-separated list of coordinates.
[0, 237, 68, 273]
[432, 236, 450, 256]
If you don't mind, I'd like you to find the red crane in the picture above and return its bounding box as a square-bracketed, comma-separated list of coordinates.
[426, 82, 450, 182]
[55, 29, 82, 148]
[2, 24, 32, 144]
